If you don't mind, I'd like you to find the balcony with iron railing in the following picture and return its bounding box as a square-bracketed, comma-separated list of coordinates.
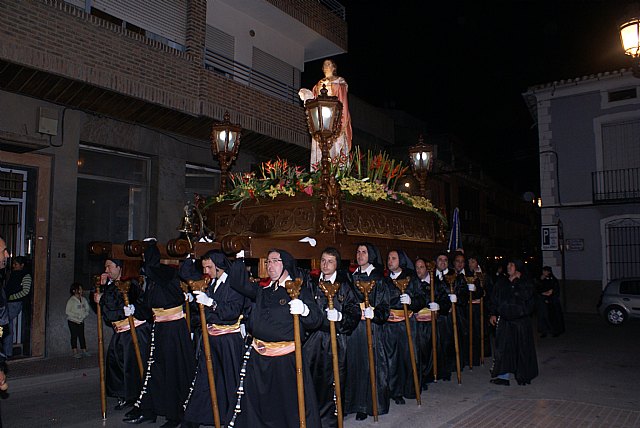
[204, 49, 300, 105]
[592, 167, 640, 203]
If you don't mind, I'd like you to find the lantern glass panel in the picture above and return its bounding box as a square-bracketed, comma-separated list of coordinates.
[310, 106, 320, 132]
[216, 131, 227, 152]
[621, 20, 640, 56]
[228, 131, 237, 150]
[321, 105, 334, 131]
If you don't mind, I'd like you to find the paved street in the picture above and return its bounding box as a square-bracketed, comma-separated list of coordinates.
[3, 313, 640, 427]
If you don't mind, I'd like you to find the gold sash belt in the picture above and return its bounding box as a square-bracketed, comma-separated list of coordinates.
[207, 316, 243, 336]
[414, 308, 432, 322]
[252, 338, 295, 357]
[152, 305, 184, 323]
[113, 318, 146, 333]
[388, 308, 412, 322]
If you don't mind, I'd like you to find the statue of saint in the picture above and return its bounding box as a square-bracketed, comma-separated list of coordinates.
[299, 59, 352, 171]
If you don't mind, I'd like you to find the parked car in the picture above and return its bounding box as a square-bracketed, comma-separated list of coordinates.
[597, 278, 640, 325]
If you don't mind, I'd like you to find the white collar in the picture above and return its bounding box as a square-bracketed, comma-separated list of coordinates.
[420, 273, 431, 284]
[321, 271, 337, 284]
[275, 275, 293, 289]
[390, 269, 402, 279]
[359, 264, 375, 275]
[213, 271, 228, 292]
[437, 268, 449, 279]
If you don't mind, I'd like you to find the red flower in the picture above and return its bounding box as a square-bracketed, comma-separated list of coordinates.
[383, 269, 390, 277]
[310, 269, 321, 278]
[348, 263, 358, 274]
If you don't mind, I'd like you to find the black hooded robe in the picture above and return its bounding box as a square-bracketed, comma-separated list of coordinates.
[414, 275, 451, 386]
[382, 262, 426, 401]
[344, 245, 390, 417]
[230, 249, 323, 428]
[133, 242, 196, 423]
[181, 255, 248, 426]
[303, 270, 361, 428]
[100, 276, 152, 403]
[490, 275, 539, 384]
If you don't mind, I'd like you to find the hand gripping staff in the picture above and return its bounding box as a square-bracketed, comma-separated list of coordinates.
[187, 278, 221, 428]
[392, 277, 421, 406]
[318, 280, 344, 428]
[446, 272, 462, 384]
[355, 279, 379, 421]
[93, 275, 107, 419]
[465, 274, 476, 371]
[427, 263, 438, 382]
[285, 278, 307, 428]
[115, 279, 145, 380]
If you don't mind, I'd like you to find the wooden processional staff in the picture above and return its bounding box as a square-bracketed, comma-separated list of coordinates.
[318, 280, 344, 428]
[465, 275, 476, 371]
[355, 280, 379, 421]
[446, 273, 462, 384]
[188, 278, 221, 428]
[392, 278, 421, 405]
[93, 275, 107, 419]
[115, 279, 145, 380]
[477, 272, 485, 365]
[285, 278, 307, 428]
[428, 263, 438, 382]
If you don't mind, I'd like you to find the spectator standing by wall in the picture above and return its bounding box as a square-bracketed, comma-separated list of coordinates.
[65, 282, 91, 358]
[3, 256, 31, 358]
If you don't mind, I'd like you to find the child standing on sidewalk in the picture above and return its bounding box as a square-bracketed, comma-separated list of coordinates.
[65, 282, 91, 358]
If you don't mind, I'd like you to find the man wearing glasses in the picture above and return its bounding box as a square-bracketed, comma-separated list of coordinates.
[231, 249, 323, 428]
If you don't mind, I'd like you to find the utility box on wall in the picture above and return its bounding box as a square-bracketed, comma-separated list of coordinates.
[38, 107, 58, 136]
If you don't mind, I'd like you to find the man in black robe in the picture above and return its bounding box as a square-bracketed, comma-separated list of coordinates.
[230, 249, 322, 428]
[124, 239, 195, 427]
[180, 250, 247, 427]
[468, 254, 492, 362]
[536, 266, 565, 338]
[382, 250, 426, 404]
[454, 253, 485, 368]
[413, 257, 451, 387]
[489, 258, 538, 386]
[303, 247, 360, 428]
[344, 243, 390, 421]
[96, 257, 152, 411]
[432, 252, 457, 380]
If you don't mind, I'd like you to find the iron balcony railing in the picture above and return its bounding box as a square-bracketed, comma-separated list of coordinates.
[592, 167, 640, 203]
[204, 48, 299, 105]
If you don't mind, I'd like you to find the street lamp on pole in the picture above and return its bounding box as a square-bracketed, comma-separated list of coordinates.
[408, 135, 435, 196]
[304, 84, 345, 234]
[211, 111, 241, 195]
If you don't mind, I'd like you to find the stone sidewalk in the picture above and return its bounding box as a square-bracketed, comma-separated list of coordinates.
[3, 313, 639, 427]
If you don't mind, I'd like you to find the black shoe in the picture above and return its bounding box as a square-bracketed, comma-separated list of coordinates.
[489, 378, 510, 386]
[517, 380, 531, 386]
[393, 397, 406, 405]
[355, 412, 367, 421]
[160, 420, 180, 428]
[123, 413, 157, 424]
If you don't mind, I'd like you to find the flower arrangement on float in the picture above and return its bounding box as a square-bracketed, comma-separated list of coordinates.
[207, 146, 445, 222]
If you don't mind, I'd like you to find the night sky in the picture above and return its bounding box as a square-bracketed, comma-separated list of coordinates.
[301, 1, 632, 196]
